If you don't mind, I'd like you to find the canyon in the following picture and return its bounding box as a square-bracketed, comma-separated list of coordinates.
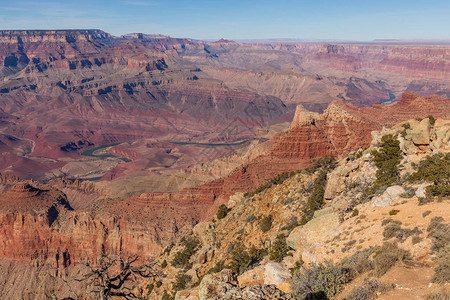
[0, 30, 449, 299]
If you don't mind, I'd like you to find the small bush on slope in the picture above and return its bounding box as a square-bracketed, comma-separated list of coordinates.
[409, 153, 450, 198]
[171, 237, 200, 269]
[368, 134, 402, 194]
[270, 234, 291, 263]
[291, 263, 354, 299]
[216, 204, 230, 219]
[260, 215, 273, 233]
[227, 243, 267, 275]
[427, 217, 450, 251]
[345, 279, 394, 300]
[373, 242, 410, 277]
[172, 272, 191, 291]
[432, 243, 450, 284]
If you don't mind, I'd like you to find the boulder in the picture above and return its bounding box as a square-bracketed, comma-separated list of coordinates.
[287, 207, 340, 262]
[410, 118, 431, 145]
[430, 119, 450, 152]
[238, 265, 265, 288]
[264, 262, 292, 293]
[186, 268, 199, 285]
[371, 185, 406, 207]
[415, 186, 427, 198]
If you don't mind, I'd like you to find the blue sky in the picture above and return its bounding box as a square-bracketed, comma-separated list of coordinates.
[0, 0, 449, 40]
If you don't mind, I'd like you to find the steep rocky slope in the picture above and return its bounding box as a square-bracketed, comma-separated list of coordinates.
[144, 116, 449, 300]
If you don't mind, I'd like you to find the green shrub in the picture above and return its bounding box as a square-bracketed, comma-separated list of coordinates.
[260, 215, 273, 233]
[368, 134, 402, 194]
[208, 261, 224, 274]
[161, 290, 174, 300]
[389, 209, 400, 216]
[341, 247, 378, 274]
[216, 204, 229, 219]
[427, 217, 450, 251]
[228, 243, 249, 275]
[291, 262, 354, 299]
[400, 186, 416, 198]
[373, 242, 410, 277]
[172, 272, 191, 291]
[422, 210, 432, 218]
[427, 115, 436, 126]
[412, 236, 423, 245]
[345, 279, 394, 300]
[171, 237, 200, 268]
[161, 259, 167, 269]
[291, 258, 304, 275]
[305, 154, 337, 174]
[146, 283, 154, 294]
[155, 280, 162, 288]
[351, 208, 359, 217]
[426, 290, 450, 300]
[164, 242, 175, 255]
[227, 243, 267, 275]
[409, 153, 450, 198]
[400, 123, 411, 137]
[432, 243, 450, 284]
[302, 169, 328, 223]
[246, 169, 303, 197]
[270, 234, 290, 262]
[381, 218, 401, 226]
[383, 223, 403, 239]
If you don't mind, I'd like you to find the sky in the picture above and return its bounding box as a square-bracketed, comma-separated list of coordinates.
[0, 0, 449, 41]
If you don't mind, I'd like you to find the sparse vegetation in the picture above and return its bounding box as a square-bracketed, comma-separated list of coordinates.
[427, 217, 450, 251]
[351, 208, 359, 217]
[171, 237, 200, 269]
[301, 169, 328, 223]
[341, 247, 378, 274]
[260, 215, 273, 233]
[426, 290, 450, 300]
[290, 258, 304, 275]
[172, 272, 191, 291]
[227, 243, 267, 275]
[208, 261, 225, 274]
[389, 209, 400, 216]
[270, 234, 291, 262]
[161, 259, 167, 268]
[291, 262, 354, 299]
[383, 222, 421, 242]
[427, 115, 436, 126]
[409, 153, 450, 198]
[423, 210, 432, 218]
[368, 134, 402, 195]
[412, 236, 423, 245]
[216, 204, 230, 220]
[373, 242, 410, 277]
[400, 122, 411, 137]
[161, 290, 174, 300]
[305, 154, 337, 174]
[345, 279, 394, 300]
[432, 243, 450, 284]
